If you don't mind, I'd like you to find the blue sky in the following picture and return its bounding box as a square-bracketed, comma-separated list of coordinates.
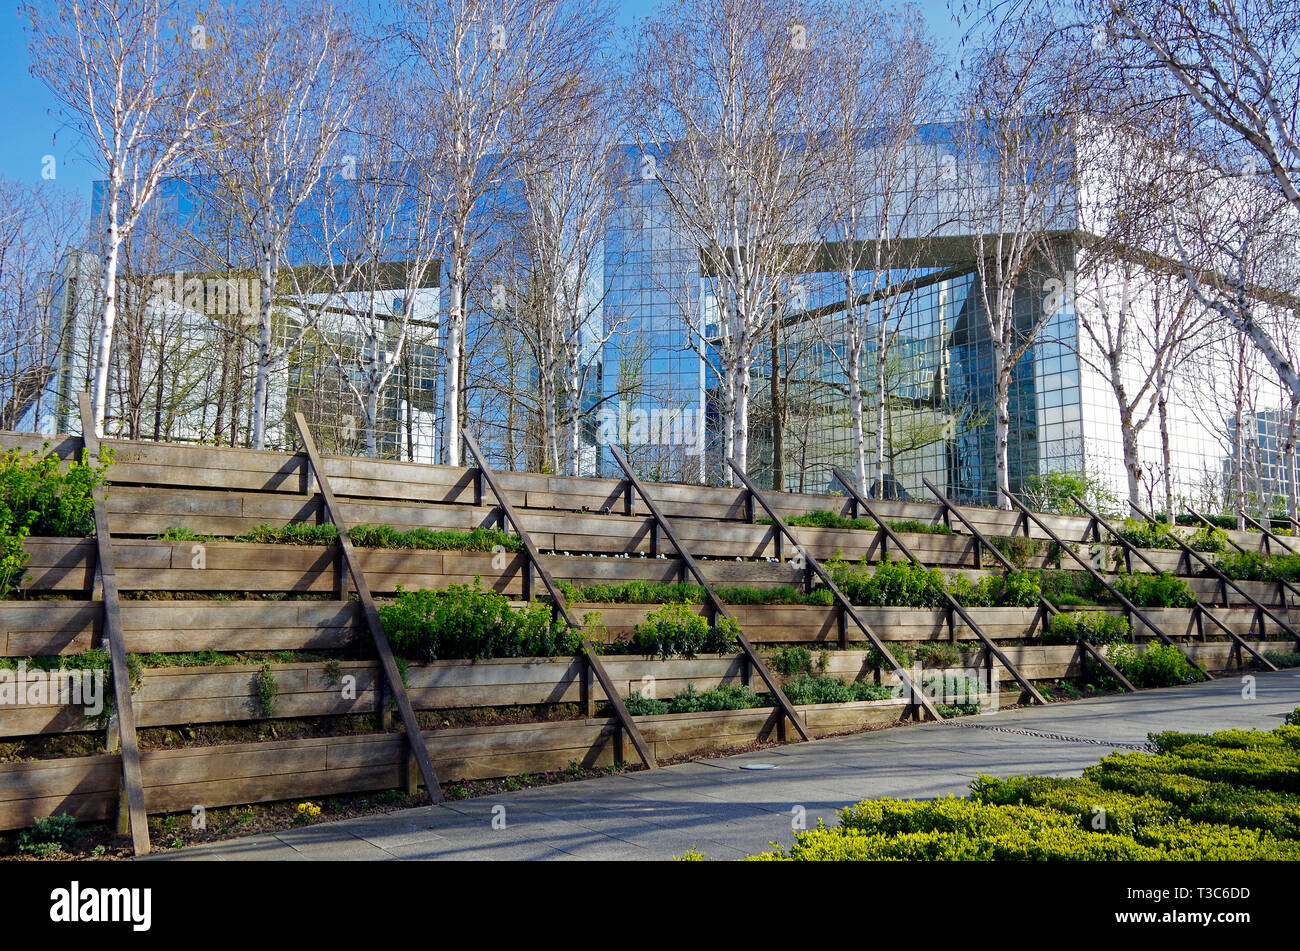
[0, 1, 966, 210]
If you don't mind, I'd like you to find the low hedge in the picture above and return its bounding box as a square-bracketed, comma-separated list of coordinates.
[750, 722, 1300, 860]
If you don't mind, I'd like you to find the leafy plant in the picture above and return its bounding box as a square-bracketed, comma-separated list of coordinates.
[1217, 551, 1300, 584]
[1112, 519, 1180, 551]
[773, 510, 876, 531]
[555, 579, 831, 607]
[157, 526, 207, 541]
[233, 522, 339, 545]
[18, 814, 81, 856]
[1264, 650, 1300, 669]
[1107, 643, 1202, 688]
[782, 674, 892, 705]
[631, 603, 739, 659]
[623, 693, 670, 715]
[349, 524, 522, 553]
[770, 646, 813, 675]
[1036, 569, 1106, 607]
[886, 519, 953, 536]
[763, 511, 951, 535]
[380, 579, 580, 661]
[1112, 571, 1196, 608]
[0, 447, 111, 598]
[832, 557, 947, 608]
[1, 447, 109, 537]
[1023, 470, 1118, 518]
[950, 570, 1042, 607]
[1044, 610, 1131, 645]
[914, 643, 961, 668]
[1187, 525, 1228, 553]
[254, 664, 278, 717]
[988, 535, 1043, 569]
[867, 641, 913, 672]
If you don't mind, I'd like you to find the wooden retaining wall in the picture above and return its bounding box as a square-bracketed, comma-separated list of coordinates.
[0, 698, 912, 830]
[2, 427, 1295, 838]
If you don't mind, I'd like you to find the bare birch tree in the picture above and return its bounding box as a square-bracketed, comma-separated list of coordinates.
[954, 20, 1084, 507]
[0, 178, 84, 430]
[24, 0, 226, 435]
[818, 3, 942, 497]
[627, 0, 832, 483]
[297, 90, 447, 458]
[197, 0, 359, 450]
[389, 0, 612, 465]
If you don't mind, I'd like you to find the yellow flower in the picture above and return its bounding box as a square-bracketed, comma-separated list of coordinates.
[297, 803, 307, 814]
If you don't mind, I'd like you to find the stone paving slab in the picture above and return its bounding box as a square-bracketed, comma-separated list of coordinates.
[148, 670, 1300, 862]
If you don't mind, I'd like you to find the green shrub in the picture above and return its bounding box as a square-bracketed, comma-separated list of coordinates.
[1148, 728, 1293, 754]
[774, 509, 876, 530]
[623, 693, 669, 715]
[782, 674, 892, 705]
[1086, 761, 1300, 838]
[1092, 745, 1300, 795]
[1036, 569, 1106, 606]
[886, 519, 953, 536]
[0, 448, 111, 598]
[971, 773, 1173, 835]
[914, 642, 960, 668]
[988, 535, 1043, 569]
[157, 526, 207, 541]
[715, 584, 834, 606]
[1, 447, 108, 538]
[833, 557, 947, 608]
[349, 524, 522, 553]
[770, 646, 813, 675]
[755, 781, 1300, 860]
[1286, 707, 1300, 727]
[1265, 650, 1300, 668]
[1217, 551, 1300, 583]
[867, 641, 913, 672]
[1112, 571, 1196, 608]
[951, 569, 1042, 607]
[1187, 525, 1228, 553]
[1113, 519, 1180, 550]
[631, 603, 740, 659]
[0, 527, 27, 600]
[1023, 470, 1118, 518]
[234, 522, 340, 545]
[1107, 642, 1202, 687]
[18, 814, 81, 856]
[555, 579, 830, 607]
[1177, 512, 1236, 530]
[665, 682, 767, 712]
[254, 664, 278, 717]
[380, 579, 580, 661]
[1044, 610, 1131, 645]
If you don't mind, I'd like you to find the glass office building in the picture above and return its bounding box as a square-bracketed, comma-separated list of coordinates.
[22, 123, 1254, 511]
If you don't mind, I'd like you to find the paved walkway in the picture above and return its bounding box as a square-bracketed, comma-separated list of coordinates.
[152, 670, 1300, 861]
